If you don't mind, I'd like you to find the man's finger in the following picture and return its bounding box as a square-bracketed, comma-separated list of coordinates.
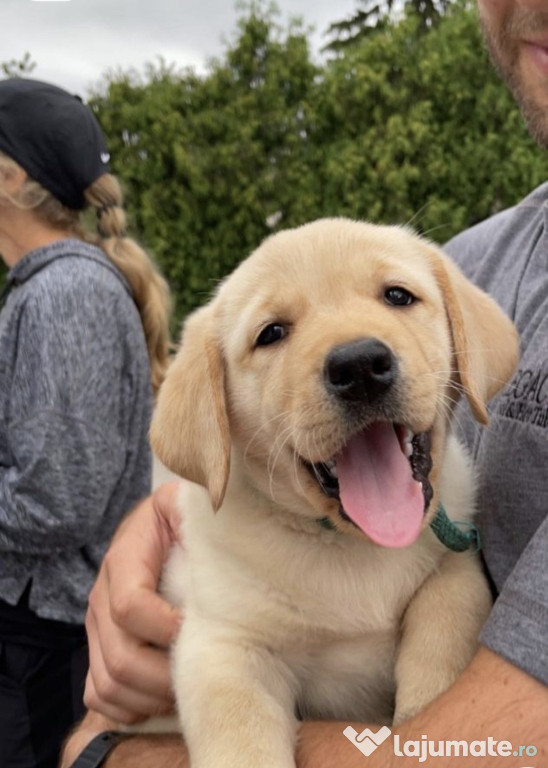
[87, 604, 176, 701]
[108, 583, 182, 648]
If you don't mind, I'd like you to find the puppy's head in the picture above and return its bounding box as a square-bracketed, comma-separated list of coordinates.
[151, 219, 518, 547]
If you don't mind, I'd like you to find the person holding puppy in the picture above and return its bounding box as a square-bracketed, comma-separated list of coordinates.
[62, 0, 548, 764]
[0, 78, 171, 768]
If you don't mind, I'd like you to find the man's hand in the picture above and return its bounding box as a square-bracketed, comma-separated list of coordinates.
[84, 481, 183, 723]
[298, 646, 548, 767]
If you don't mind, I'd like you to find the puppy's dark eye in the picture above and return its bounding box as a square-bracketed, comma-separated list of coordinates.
[384, 287, 416, 307]
[256, 323, 288, 347]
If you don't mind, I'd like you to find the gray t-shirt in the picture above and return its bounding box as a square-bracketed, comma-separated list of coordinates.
[445, 183, 548, 685]
[0, 239, 153, 624]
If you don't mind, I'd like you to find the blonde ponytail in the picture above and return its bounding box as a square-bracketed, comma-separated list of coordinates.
[84, 174, 172, 394]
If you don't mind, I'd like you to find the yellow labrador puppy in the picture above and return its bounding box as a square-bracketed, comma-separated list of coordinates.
[150, 219, 518, 768]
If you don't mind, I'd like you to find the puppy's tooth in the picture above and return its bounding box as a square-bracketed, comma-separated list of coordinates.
[402, 428, 414, 458]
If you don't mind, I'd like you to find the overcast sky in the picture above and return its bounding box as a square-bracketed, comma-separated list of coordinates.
[4, 0, 358, 97]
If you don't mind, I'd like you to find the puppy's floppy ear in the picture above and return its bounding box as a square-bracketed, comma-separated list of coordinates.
[429, 248, 519, 424]
[150, 304, 230, 511]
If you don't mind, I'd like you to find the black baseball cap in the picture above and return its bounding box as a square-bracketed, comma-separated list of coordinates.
[0, 78, 111, 210]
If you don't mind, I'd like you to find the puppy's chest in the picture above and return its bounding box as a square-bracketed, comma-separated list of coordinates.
[260, 552, 413, 639]
[184, 524, 427, 648]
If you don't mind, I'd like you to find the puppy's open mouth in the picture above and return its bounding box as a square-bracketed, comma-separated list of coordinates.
[303, 423, 433, 548]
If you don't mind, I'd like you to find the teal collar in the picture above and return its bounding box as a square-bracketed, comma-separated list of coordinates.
[429, 503, 481, 553]
[317, 504, 481, 553]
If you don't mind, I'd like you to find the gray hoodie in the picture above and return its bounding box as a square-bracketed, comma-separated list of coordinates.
[0, 239, 152, 624]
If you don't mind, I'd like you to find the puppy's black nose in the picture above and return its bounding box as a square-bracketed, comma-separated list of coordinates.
[324, 339, 397, 403]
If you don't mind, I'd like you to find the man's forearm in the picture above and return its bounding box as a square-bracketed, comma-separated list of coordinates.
[67, 647, 547, 768]
[297, 646, 548, 767]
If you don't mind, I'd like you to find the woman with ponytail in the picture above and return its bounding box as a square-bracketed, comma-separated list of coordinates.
[0, 78, 171, 768]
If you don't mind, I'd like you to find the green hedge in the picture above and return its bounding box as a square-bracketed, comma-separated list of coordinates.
[4, 2, 547, 325]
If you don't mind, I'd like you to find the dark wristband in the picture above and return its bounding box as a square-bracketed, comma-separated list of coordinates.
[68, 730, 128, 768]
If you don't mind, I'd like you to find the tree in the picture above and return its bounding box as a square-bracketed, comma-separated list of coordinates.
[310, 0, 548, 239]
[1, 53, 36, 78]
[91, 3, 319, 323]
[323, 0, 453, 52]
[90, 0, 548, 325]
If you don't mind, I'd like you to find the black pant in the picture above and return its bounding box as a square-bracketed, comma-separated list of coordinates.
[0, 639, 88, 768]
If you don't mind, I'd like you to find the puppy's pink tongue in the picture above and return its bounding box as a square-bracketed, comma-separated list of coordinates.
[337, 424, 424, 548]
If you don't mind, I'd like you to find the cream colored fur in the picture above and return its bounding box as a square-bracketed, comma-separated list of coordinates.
[148, 219, 519, 768]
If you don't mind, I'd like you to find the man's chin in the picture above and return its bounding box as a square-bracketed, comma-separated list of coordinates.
[513, 89, 548, 148]
[481, 19, 548, 148]
[487, 49, 548, 147]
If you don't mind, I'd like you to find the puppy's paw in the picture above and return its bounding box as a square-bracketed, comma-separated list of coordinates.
[193, 757, 294, 768]
[392, 705, 420, 727]
[393, 669, 455, 727]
